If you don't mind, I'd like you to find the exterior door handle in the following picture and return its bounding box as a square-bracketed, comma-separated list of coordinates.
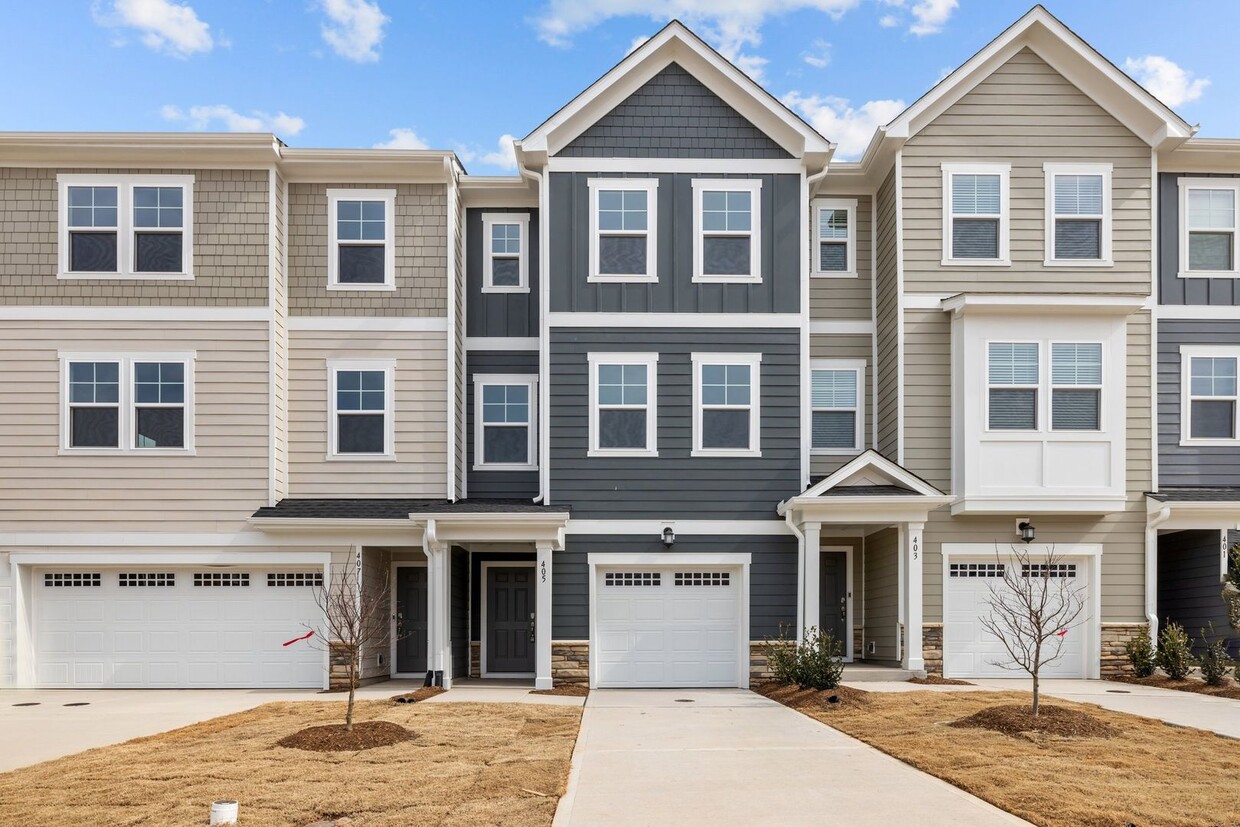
[529, 611, 536, 643]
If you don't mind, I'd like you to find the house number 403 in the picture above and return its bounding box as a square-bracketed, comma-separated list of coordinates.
[912, 537, 920, 560]
[540, 561, 547, 583]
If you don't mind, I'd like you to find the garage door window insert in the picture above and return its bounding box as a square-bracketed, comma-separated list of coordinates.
[605, 572, 661, 587]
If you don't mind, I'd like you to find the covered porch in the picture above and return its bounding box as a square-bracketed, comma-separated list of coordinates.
[778, 452, 953, 673]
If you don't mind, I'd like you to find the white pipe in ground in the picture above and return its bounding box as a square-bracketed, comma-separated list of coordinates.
[209, 800, 239, 825]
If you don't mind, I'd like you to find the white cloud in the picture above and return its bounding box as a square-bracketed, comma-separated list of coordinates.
[781, 92, 905, 160]
[908, 0, 956, 36]
[1123, 55, 1209, 108]
[373, 128, 429, 149]
[626, 35, 650, 55]
[161, 104, 305, 136]
[94, 0, 213, 58]
[802, 38, 830, 68]
[317, 0, 389, 62]
[456, 134, 519, 171]
[878, 13, 899, 28]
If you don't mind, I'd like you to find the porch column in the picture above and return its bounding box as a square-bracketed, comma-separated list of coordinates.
[423, 543, 446, 686]
[535, 541, 554, 690]
[803, 522, 821, 633]
[901, 522, 925, 672]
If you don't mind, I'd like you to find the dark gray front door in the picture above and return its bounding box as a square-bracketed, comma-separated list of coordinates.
[396, 566, 428, 674]
[487, 566, 535, 674]
[819, 553, 848, 649]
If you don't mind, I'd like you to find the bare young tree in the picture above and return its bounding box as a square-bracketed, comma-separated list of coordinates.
[306, 557, 395, 732]
[980, 544, 1089, 717]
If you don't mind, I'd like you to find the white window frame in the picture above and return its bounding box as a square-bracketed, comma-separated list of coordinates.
[587, 352, 659, 457]
[327, 188, 396, 291]
[942, 163, 1010, 267]
[327, 359, 396, 460]
[691, 352, 762, 458]
[811, 198, 857, 278]
[1180, 345, 1240, 446]
[1178, 178, 1240, 278]
[473, 373, 538, 471]
[810, 358, 865, 455]
[58, 351, 196, 454]
[984, 340, 1041, 433]
[481, 212, 530, 293]
[58, 174, 195, 280]
[587, 178, 658, 283]
[691, 178, 763, 284]
[1043, 163, 1112, 267]
[1048, 341, 1104, 432]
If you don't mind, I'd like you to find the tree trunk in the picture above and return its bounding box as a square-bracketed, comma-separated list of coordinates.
[1031, 672, 1040, 718]
[345, 652, 357, 732]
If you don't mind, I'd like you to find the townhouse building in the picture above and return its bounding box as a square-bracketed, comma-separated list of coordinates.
[0, 5, 1233, 692]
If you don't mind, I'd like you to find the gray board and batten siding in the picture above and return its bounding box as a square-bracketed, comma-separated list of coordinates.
[1159, 173, 1240, 306]
[466, 351, 539, 500]
[466, 207, 539, 338]
[1159, 321, 1240, 487]
[548, 172, 802, 314]
[556, 62, 791, 160]
[1158, 529, 1238, 650]
[548, 329, 800, 519]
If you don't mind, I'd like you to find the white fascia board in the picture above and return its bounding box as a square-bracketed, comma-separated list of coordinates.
[797, 450, 945, 500]
[567, 520, 791, 536]
[780, 496, 954, 525]
[1157, 305, 1240, 320]
[941, 294, 1146, 316]
[949, 496, 1129, 516]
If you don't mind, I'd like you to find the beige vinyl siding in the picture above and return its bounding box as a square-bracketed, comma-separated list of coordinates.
[903, 310, 951, 492]
[271, 171, 289, 502]
[288, 329, 448, 497]
[873, 169, 900, 460]
[810, 333, 873, 478]
[863, 527, 899, 661]
[288, 183, 448, 316]
[0, 168, 268, 306]
[0, 320, 270, 532]
[901, 48, 1152, 294]
[809, 193, 872, 320]
[921, 311, 1153, 624]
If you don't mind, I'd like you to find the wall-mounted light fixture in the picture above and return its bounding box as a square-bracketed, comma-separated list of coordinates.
[661, 526, 675, 548]
[1017, 520, 1036, 544]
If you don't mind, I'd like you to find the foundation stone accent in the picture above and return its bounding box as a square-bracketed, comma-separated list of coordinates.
[922, 623, 944, 675]
[328, 642, 355, 691]
[750, 641, 774, 682]
[469, 641, 480, 679]
[552, 640, 589, 684]
[1101, 623, 1147, 678]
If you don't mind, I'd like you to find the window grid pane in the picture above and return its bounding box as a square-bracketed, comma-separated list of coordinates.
[1191, 357, 1238, 398]
[69, 361, 120, 404]
[1053, 175, 1103, 216]
[819, 208, 848, 239]
[701, 364, 751, 406]
[491, 223, 521, 254]
[1051, 343, 1102, 386]
[811, 370, 857, 408]
[67, 186, 119, 228]
[134, 362, 185, 405]
[1188, 189, 1236, 230]
[481, 384, 530, 425]
[988, 343, 1039, 386]
[951, 174, 1001, 215]
[337, 200, 386, 242]
[336, 370, 386, 412]
[702, 190, 751, 232]
[597, 364, 647, 407]
[598, 190, 647, 232]
[133, 186, 184, 229]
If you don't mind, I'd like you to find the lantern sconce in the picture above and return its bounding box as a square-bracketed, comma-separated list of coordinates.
[661, 526, 675, 548]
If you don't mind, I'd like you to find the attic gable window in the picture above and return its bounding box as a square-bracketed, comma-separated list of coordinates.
[942, 164, 1010, 266]
[588, 179, 658, 282]
[692, 179, 762, 283]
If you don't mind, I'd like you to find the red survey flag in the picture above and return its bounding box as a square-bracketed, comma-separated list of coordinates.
[283, 630, 314, 647]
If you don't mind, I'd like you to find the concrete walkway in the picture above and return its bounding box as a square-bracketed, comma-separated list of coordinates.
[553, 689, 1030, 827]
[972, 678, 1240, 739]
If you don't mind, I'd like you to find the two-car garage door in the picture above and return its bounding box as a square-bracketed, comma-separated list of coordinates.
[34, 567, 324, 688]
[594, 566, 743, 688]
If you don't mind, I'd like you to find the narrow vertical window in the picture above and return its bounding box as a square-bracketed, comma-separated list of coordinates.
[692, 354, 761, 456]
[1046, 165, 1110, 264]
[988, 343, 1039, 430]
[68, 361, 120, 447]
[944, 165, 1009, 263]
[811, 364, 863, 452]
[132, 186, 185, 273]
[693, 180, 762, 282]
[1187, 354, 1238, 440]
[328, 189, 395, 288]
[813, 199, 856, 276]
[482, 213, 529, 292]
[331, 363, 393, 456]
[66, 185, 119, 273]
[1050, 343, 1102, 431]
[474, 376, 537, 469]
[588, 179, 657, 281]
[133, 361, 185, 448]
[589, 354, 658, 456]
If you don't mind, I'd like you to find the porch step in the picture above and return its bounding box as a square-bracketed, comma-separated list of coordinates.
[841, 664, 925, 682]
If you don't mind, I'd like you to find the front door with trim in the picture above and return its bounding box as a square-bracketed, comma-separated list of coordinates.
[486, 567, 535, 675]
[819, 552, 847, 647]
[395, 566, 428, 675]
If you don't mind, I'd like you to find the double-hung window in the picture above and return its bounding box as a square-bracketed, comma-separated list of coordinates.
[588, 179, 657, 282]
[59, 174, 193, 278]
[692, 179, 762, 282]
[329, 360, 394, 458]
[328, 189, 396, 289]
[482, 213, 529, 292]
[474, 375, 537, 469]
[1044, 164, 1111, 265]
[588, 353, 658, 456]
[812, 198, 856, 277]
[692, 353, 761, 456]
[61, 354, 193, 451]
[1182, 348, 1240, 442]
[943, 164, 1009, 265]
[1050, 343, 1102, 431]
[1179, 179, 1240, 276]
[987, 343, 1039, 430]
[811, 360, 864, 453]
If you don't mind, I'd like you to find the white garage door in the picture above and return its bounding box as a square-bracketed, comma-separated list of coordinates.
[594, 567, 742, 688]
[34, 567, 325, 688]
[944, 559, 1089, 679]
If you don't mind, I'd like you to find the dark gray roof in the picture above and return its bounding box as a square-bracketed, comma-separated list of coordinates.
[813, 484, 920, 497]
[1148, 488, 1240, 503]
[253, 499, 568, 520]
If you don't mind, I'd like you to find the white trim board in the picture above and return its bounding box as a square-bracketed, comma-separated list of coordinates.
[566, 520, 791, 536]
[548, 158, 806, 174]
[465, 337, 539, 351]
[549, 312, 801, 328]
[1157, 305, 1240, 320]
[289, 316, 448, 332]
[0, 307, 272, 322]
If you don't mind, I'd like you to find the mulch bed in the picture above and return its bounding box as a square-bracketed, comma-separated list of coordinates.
[277, 720, 414, 752]
[531, 683, 590, 697]
[908, 675, 973, 686]
[1114, 674, 1240, 700]
[949, 703, 1119, 739]
[753, 680, 870, 711]
[390, 686, 447, 704]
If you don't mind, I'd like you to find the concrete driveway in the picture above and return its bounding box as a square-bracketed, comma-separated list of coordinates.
[553, 689, 1030, 827]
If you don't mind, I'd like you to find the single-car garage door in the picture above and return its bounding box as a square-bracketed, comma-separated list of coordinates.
[944, 559, 1089, 679]
[594, 566, 742, 688]
[34, 567, 325, 688]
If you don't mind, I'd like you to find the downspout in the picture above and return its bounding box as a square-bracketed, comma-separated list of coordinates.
[802, 163, 830, 492]
[521, 163, 548, 504]
[1146, 504, 1172, 645]
[784, 508, 806, 642]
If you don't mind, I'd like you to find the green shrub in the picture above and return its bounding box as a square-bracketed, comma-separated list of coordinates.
[795, 626, 846, 691]
[1124, 627, 1157, 678]
[1157, 622, 1193, 680]
[1197, 624, 1233, 686]
[761, 625, 799, 685]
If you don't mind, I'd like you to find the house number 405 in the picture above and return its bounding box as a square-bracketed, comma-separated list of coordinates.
[540, 561, 547, 583]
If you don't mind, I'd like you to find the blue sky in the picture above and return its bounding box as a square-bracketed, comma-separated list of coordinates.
[1, 1, 1236, 172]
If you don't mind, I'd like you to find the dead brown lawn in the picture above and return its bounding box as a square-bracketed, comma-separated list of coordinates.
[0, 699, 582, 827]
[757, 684, 1240, 827]
[1116, 673, 1240, 700]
